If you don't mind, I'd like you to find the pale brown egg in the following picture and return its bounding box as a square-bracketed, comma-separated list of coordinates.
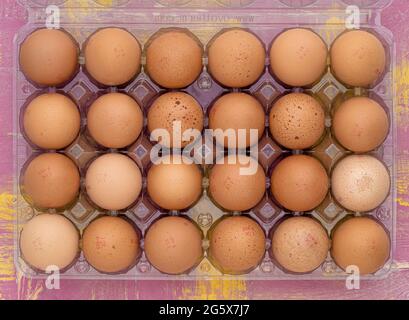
[84, 28, 141, 86]
[269, 93, 326, 150]
[270, 28, 328, 87]
[331, 217, 390, 275]
[147, 92, 204, 148]
[144, 216, 203, 274]
[146, 29, 203, 89]
[271, 216, 330, 274]
[23, 153, 80, 209]
[85, 154, 142, 211]
[87, 93, 143, 149]
[208, 216, 266, 275]
[271, 155, 329, 212]
[19, 28, 79, 87]
[332, 96, 389, 153]
[20, 214, 79, 272]
[147, 155, 202, 211]
[209, 93, 266, 148]
[330, 30, 386, 87]
[82, 216, 141, 274]
[208, 29, 266, 88]
[331, 155, 390, 212]
[209, 155, 266, 212]
[23, 93, 81, 150]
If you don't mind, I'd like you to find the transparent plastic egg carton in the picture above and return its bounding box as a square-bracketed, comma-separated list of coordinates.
[14, 0, 396, 280]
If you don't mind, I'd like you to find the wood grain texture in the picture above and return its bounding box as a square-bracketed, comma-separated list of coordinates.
[1, 0, 409, 300]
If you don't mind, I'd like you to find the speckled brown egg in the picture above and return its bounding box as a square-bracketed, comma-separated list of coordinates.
[331, 155, 390, 212]
[147, 155, 202, 211]
[208, 216, 266, 275]
[331, 217, 390, 275]
[209, 155, 266, 212]
[269, 93, 326, 150]
[85, 154, 142, 211]
[209, 93, 266, 148]
[148, 92, 204, 148]
[20, 214, 79, 272]
[332, 96, 389, 153]
[84, 28, 141, 86]
[144, 216, 203, 275]
[82, 216, 141, 274]
[19, 28, 79, 87]
[271, 155, 329, 212]
[271, 216, 330, 274]
[330, 30, 386, 87]
[23, 93, 81, 150]
[146, 29, 203, 89]
[87, 93, 143, 149]
[270, 28, 328, 87]
[208, 29, 266, 88]
[23, 153, 80, 209]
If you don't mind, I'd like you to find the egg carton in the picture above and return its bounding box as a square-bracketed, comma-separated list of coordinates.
[13, 0, 396, 280]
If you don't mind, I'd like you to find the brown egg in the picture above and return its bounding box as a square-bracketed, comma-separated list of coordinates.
[19, 28, 79, 87]
[270, 28, 328, 87]
[20, 214, 79, 272]
[269, 93, 326, 150]
[147, 155, 202, 211]
[331, 155, 390, 212]
[87, 93, 143, 149]
[271, 216, 330, 274]
[332, 97, 389, 152]
[209, 93, 266, 148]
[271, 155, 329, 212]
[23, 93, 81, 150]
[144, 216, 203, 274]
[331, 217, 390, 275]
[330, 30, 386, 87]
[209, 216, 266, 275]
[84, 28, 141, 86]
[85, 154, 142, 211]
[148, 92, 204, 148]
[208, 29, 266, 88]
[146, 29, 203, 89]
[209, 155, 266, 212]
[82, 216, 140, 274]
[23, 153, 80, 209]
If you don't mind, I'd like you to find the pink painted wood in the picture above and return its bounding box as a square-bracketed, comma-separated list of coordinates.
[1, 0, 409, 300]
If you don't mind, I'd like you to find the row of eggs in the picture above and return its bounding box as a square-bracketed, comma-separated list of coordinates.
[22, 152, 390, 215]
[19, 27, 387, 89]
[22, 91, 390, 153]
[20, 213, 390, 276]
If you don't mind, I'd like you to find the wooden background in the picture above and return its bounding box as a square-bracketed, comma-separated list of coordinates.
[1, 0, 409, 300]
